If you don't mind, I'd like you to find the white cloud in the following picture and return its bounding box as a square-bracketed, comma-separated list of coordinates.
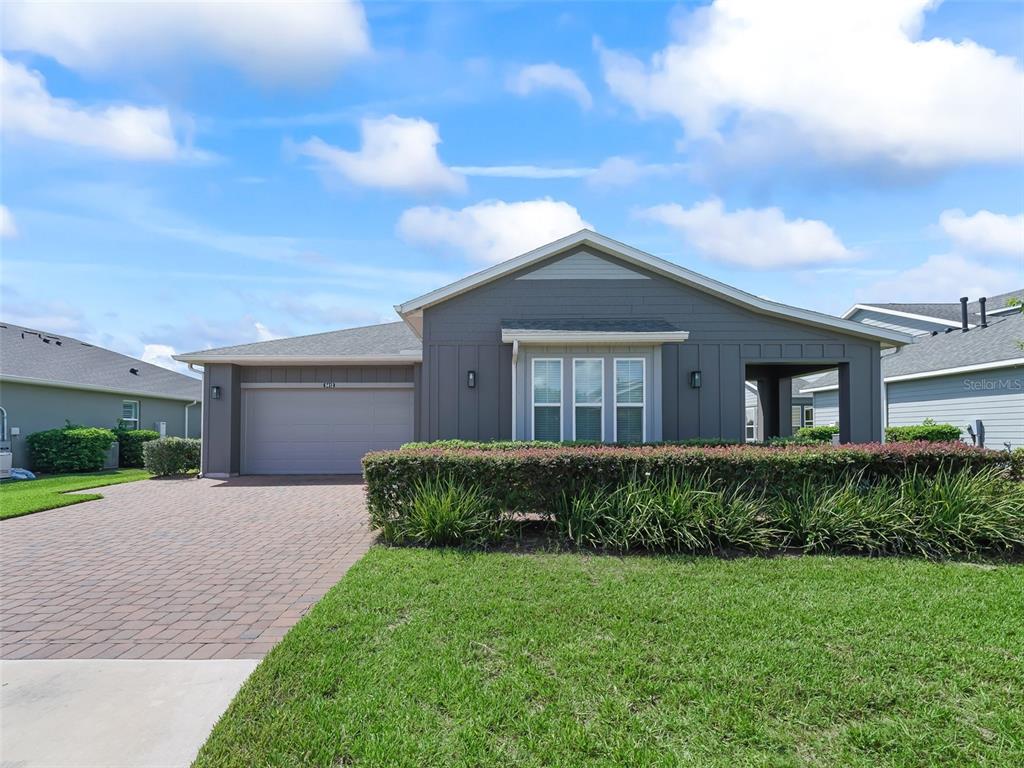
[863, 254, 1021, 302]
[507, 63, 593, 109]
[453, 165, 592, 179]
[598, 0, 1024, 169]
[587, 156, 688, 187]
[637, 198, 854, 268]
[398, 198, 591, 264]
[141, 343, 194, 376]
[2, 0, 370, 86]
[1, 57, 201, 161]
[297, 116, 465, 193]
[0, 205, 16, 238]
[253, 321, 282, 342]
[939, 209, 1024, 257]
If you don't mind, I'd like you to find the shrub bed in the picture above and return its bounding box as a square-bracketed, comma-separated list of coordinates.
[794, 425, 839, 443]
[26, 426, 116, 473]
[364, 442, 1022, 557]
[886, 422, 963, 442]
[143, 437, 200, 476]
[114, 428, 161, 468]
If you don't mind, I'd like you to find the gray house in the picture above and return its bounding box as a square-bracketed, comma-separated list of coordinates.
[0, 323, 202, 469]
[176, 231, 910, 476]
[802, 306, 1023, 450]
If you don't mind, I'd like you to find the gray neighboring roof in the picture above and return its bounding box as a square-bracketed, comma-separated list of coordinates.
[0, 322, 201, 401]
[802, 313, 1024, 391]
[500, 318, 686, 333]
[745, 377, 815, 399]
[856, 290, 1023, 323]
[175, 321, 421, 363]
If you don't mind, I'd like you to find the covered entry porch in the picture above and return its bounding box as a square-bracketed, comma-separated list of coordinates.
[745, 362, 879, 443]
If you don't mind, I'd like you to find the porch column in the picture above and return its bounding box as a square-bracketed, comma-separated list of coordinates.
[776, 376, 793, 438]
[756, 376, 781, 440]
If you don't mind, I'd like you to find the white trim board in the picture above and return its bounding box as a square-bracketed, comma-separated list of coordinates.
[0, 374, 199, 402]
[173, 354, 421, 365]
[842, 303, 970, 329]
[239, 382, 414, 390]
[396, 230, 912, 347]
[800, 358, 1024, 393]
[501, 329, 689, 345]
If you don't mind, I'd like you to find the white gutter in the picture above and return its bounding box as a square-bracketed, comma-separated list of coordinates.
[501, 329, 690, 344]
[841, 303, 969, 328]
[0, 374, 199, 402]
[172, 354, 421, 365]
[510, 340, 519, 440]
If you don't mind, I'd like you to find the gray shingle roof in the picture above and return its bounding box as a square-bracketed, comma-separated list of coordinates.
[0, 322, 201, 401]
[176, 321, 421, 361]
[858, 290, 1023, 323]
[802, 313, 1024, 391]
[500, 318, 686, 332]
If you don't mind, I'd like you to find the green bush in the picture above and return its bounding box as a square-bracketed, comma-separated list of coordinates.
[794, 425, 840, 443]
[365, 442, 1021, 558]
[400, 438, 739, 451]
[372, 475, 507, 547]
[26, 425, 116, 473]
[143, 437, 200, 476]
[113, 428, 160, 468]
[885, 422, 963, 443]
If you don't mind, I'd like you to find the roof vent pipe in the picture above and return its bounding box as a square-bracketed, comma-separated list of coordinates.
[979, 297, 988, 327]
[960, 297, 969, 332]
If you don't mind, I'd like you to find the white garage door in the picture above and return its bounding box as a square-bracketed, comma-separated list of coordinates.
[241, 387, 414, 474]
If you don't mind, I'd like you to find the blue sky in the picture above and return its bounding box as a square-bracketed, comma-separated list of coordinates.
[1, 0, 1022, 375]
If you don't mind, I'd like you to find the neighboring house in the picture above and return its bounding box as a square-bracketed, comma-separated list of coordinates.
[842, 291, 1021, 337]
[176, 231, 910, 476]
[744, 378, 815, 442]
[0, 323, 202, 469]
[802, 306, 1023, 450]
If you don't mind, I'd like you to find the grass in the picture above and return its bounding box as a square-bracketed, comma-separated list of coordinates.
[196, 548, 1024, 768]
[0, 468, 150, 520]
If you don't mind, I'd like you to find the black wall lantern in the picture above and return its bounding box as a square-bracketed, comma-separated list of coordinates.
[689, 370, 702, 388]
[210, 385, 222, 400]
[467, 370, 476, 389]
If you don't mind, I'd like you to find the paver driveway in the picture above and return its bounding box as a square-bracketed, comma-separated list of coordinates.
[0, 476, 374, 661]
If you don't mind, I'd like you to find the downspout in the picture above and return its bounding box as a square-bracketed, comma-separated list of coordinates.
[511, 340, 519, 440]
[184, 400, 198, 439]
[188, 363, 205, 476]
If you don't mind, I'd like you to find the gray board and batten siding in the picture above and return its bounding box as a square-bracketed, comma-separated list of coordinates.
[419, 246, 883, 444]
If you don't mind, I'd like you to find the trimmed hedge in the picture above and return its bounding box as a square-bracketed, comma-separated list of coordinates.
[26, 426, 116, 473]
[885, 423, 963, 443]
[365, 443, 1022, 557]
[143, 437, 200, 476]
[400, 438, 740, 451]
[365, 441, 1012, 523]
[114, 428, 161, 468]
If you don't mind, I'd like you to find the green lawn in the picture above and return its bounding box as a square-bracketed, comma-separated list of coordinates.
[0, 469, 150, 520]
[196, 548, 1024, 768]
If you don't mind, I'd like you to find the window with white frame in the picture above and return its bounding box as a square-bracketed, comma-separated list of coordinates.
[532, 359, 562, 441]
[121, 400, 140, 430]
[573, 358, 603, 442]
[791, 405, 803, 430]
[614, 358, 645, 443]
[803, 405, 814, 427]
[745, 406, 757, 442]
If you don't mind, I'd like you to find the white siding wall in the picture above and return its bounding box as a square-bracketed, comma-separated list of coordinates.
[813, 390, 840, 426]
[887, 368, 1023, 449]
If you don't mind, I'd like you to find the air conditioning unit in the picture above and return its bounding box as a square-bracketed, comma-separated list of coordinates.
[0, 450, 12, 480]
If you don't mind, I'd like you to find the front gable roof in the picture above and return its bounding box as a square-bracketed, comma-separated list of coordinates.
[395, 230, 912, 347]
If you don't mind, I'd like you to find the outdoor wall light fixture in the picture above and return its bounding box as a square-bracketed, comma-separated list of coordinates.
[210, 385, 222, 400]
[467, 370, 477, 389]
[689, 371, 702, 388]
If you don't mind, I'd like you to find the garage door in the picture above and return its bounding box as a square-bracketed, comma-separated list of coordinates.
[241, 387, 414, 474]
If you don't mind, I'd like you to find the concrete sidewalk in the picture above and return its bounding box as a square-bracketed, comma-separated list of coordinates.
[0, 659, 258, 767]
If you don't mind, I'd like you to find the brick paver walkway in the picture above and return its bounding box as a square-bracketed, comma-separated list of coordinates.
[0, 476, 374, 660]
